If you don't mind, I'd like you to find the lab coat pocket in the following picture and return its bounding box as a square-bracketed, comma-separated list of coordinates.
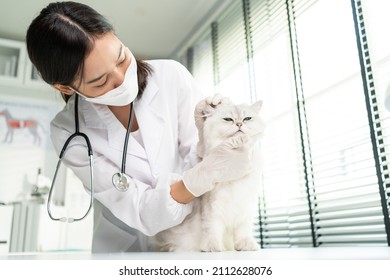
[92, 211, 137, 253]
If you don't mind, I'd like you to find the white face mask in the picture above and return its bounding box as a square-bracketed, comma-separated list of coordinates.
[71, 51, 138, 106]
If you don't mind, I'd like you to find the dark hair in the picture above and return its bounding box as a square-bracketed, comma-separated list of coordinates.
[26, 1, 152, 103]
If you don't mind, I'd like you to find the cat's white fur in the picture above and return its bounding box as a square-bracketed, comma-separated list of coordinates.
[154, 100, 265, 252]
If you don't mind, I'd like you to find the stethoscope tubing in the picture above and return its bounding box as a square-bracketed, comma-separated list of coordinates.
[47, 155, 94, 222]
[121, 102, 134, 174]
[47, 95, 94, 222]
[47, 94, 134, 222]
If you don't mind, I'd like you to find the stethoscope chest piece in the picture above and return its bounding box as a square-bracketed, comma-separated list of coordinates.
[112, 172, 131, 192]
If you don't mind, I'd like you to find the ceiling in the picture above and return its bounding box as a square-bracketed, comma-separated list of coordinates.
[0, 0, 226, 59]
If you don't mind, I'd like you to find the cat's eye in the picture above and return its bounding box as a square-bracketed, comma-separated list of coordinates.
[243, 117, 252, 122]
[223, 118, 234, 122]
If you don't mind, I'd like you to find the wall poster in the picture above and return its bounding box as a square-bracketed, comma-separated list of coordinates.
[0, 95, 60, 204]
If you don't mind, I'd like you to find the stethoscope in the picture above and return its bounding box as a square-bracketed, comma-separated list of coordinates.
[47, 94, 134, 222]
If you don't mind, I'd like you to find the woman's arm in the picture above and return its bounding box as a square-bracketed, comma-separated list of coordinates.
[170, 180, 195, 204]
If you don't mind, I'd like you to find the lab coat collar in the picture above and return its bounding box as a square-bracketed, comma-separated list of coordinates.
[135, 80, 165, 173]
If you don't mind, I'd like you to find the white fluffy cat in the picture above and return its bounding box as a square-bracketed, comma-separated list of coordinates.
[154, 100, 265, 252]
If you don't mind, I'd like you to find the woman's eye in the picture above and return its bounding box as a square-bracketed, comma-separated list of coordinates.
[243, 117, 252, 122]
[97, 80, 108, 88]
[119, 55, 126, 65]
[119, 51, 127, 65]
[223, 118, 234, 122]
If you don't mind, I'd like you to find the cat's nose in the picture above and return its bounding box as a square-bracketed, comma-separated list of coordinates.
[236, 122, 242, 128]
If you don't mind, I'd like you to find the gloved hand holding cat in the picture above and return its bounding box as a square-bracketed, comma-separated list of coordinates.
[183, 132, 252, 197]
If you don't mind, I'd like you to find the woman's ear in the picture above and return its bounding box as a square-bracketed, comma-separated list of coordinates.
[53, 83, 75, 95]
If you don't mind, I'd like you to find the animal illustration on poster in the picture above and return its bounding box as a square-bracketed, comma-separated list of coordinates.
[0, 108, 45, 145]
[0, 96, 60, 204]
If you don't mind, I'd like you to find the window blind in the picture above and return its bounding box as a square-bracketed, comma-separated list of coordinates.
[249, 0, 313, 247]
[251, 0, 390, 247]
[192, 31, 215, 94]
[350, 0, 390, 245]
[212, 0, 251, 103]
[360, 1, 390, 231]
[292, 0, 388, 246]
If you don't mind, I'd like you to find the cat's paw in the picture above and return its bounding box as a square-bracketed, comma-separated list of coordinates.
[234, 238, 260, 251]
[200, 239, 225, 252]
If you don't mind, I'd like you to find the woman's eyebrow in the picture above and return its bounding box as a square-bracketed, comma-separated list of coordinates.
[86, 44, 123, 84]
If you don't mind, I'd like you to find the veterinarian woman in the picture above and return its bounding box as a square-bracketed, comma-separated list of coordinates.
[26, 1, 251, 252]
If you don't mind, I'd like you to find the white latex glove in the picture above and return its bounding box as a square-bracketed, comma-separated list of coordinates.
[183, 133, 252, 197]
[194, 94, 231, 157]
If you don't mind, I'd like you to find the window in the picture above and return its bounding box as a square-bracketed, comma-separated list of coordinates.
[295, 0, 387, 246]
[192, 31, 215, 94]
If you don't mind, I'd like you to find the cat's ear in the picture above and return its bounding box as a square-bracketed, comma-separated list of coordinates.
[251, 100, 263, 113]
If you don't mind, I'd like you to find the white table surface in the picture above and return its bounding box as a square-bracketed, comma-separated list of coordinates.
[1, 247, 389, 260]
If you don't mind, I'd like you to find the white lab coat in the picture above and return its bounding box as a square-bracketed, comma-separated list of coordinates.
[50, 60, 204, 252]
